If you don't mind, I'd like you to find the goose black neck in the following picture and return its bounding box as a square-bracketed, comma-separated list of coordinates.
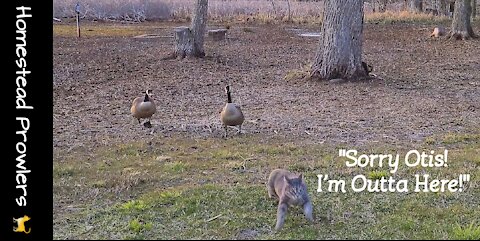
[144, 93, 150, 102]
[227, 90, 232, 103]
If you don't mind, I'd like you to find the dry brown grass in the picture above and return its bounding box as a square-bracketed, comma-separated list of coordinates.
[366, 11, 451, 24]
[54, 0, 461, 25]
[53, 23, 156, 37]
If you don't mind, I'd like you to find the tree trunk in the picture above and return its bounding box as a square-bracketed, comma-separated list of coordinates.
[310, 0, 367, 81]
[472, 0, 477, 19]
[173, 0, 208, 58]
[373, 0, 387, 12]
[409, 0, 423, 12]
[450, 0, 475, 39]
[379, 0, 387, 12]
[270, 0, 277, 16]
[190, 0, 208, 57]
[449, 1, 456, 16]
[438, 0, 449, 16]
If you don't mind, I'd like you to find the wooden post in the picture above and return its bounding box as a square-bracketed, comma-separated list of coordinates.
[287, 0, 291, 22]
[76, 13, 81, 38]
[75, 3, 81, 38]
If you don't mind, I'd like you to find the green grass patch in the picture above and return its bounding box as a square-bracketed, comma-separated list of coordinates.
[163, 161, 187, 174]
[91, 180, 108, 188]
[211, 149, 243, 160]
[129, 219, 153, 233]
[367, 170, 390, 180]
[423, 132, 480, 146]
[452, 223, 480, 240]
[53, 164, 76, 178]
[118, 200, 149, 212]
[288, 162, 312, 173]
[254, 145, 295, 156]
[442, 133, 480, 145]
[53, 134, 480, 239]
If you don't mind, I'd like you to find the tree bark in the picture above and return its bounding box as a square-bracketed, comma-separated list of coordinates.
[310, 0, 367, 81]
[190, 0, 208, 57]
[450, 0, 475, 39]
[438, 0, 449, 16]
[173, 0, 208, 58]
[174, 27, 193, 58]
[378, 0, 387, 12]
[373, 0, 387, 12]
[270, 0, 277, 16]
[409, 0, 423, 12]
[449, 1, 456, 16]
[472, 0, 477, 19]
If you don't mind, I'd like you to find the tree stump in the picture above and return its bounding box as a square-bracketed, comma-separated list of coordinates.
[174, 26, 194, 59]
[208, 29, 227, 41]
[171, 0, 208, 59]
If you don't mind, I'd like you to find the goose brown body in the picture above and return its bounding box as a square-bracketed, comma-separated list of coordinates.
[220, 86, 244, 137]
[131, 90, 156, 127]
[221, 103, 244, 126]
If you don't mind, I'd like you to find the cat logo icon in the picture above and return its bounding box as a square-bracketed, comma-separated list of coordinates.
[13, 215, 31, 234]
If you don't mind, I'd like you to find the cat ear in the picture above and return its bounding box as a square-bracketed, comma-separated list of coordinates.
[298, 174, 303, 180]
[284, 176, 291, 184]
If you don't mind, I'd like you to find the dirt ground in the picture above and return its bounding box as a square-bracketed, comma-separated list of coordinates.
[53, 21, 480, 152]
[52, 20, 480, 240]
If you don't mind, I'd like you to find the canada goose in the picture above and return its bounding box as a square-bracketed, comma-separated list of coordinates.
[220, 85, 244, 138]
[131, 89, 156, 128]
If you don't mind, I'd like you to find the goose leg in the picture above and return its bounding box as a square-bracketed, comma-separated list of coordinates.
[224, 125, 228, 138]
[144, 118, 152, 128]
[237, 125, 242, 135]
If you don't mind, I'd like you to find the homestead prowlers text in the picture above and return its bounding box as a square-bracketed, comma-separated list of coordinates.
[15, 6, 33, 207]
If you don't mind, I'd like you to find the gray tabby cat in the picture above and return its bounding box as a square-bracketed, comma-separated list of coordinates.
[267, 169, 314, 230]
